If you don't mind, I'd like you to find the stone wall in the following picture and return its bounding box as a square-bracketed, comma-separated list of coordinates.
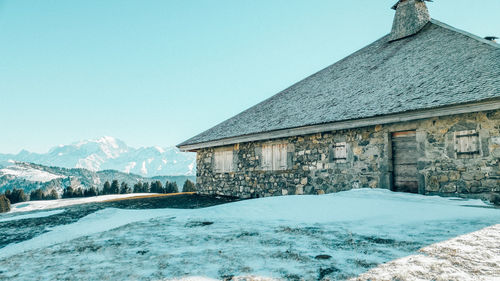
[195, 110, 500, 202]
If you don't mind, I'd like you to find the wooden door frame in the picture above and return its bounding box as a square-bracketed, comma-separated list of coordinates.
[389, 129, 424, 194]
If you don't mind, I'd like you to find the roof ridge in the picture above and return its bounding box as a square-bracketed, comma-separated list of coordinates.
[430, 19, 500, 49]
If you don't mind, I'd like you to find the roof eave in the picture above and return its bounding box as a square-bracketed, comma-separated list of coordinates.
[177, 98, 500, 152]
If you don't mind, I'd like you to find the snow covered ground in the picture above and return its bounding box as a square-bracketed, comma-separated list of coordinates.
[0, 189, 499, 280]
[7, 193, 154, 213]
[0, 164, 63, 182]
[0, 209, 65, 223]
[351, 224, 500, 281]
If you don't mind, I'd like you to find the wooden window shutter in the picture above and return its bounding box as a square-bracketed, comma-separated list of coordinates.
[214, 149, 234, 173]
[223, 150, 233, 172]
[262, 145, 272, 170]
[262, 143, 287, 171]
[455, 130, 480, 156]
[214, 151, 223, 173]
[333, 142, 347, 161]
[272, 145, 279, 170]
[275, 144, 287, 170]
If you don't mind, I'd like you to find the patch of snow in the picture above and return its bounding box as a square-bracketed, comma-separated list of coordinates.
[0, 166, 63, 182]
[76, 153, 105, 171]
[155, 146, 166, 153]
[0, 207, 169, 259]
[164, 276, 219, 281]
[141, 161, 147, 175]
[7, 193, 153, 214]
[0, 209, 65, 223]
[98, 136, 119, 149]
[147, 158, 154, 164]
[162, 159, 167, 164]
[124, 161, 137, 173]
[351, 224, 500, 281]
[73, 136, 125, 159]
[162, 276, 279, 281]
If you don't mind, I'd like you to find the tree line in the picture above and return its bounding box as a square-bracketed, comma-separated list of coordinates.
[0, 179, 197, 205]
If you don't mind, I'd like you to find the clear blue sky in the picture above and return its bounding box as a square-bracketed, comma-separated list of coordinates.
[1, 0, 499, 153]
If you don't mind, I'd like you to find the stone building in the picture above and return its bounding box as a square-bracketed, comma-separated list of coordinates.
[178, 0, 500, 201]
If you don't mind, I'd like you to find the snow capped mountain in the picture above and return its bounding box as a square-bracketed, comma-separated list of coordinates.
[0, 137, 195, 177]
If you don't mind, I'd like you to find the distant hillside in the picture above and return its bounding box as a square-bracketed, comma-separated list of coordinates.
[0, 136, 195, 177]
[0, 162, 195, 195]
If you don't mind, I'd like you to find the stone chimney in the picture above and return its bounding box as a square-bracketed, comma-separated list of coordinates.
[389, 0, 431, 41]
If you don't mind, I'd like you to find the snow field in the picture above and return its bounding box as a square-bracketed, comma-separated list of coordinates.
[0, 209, 65, 223]
[351, 224, 500, 281]
[0, 189, 499, 280]
[7, 193, 154, 213]
[0, 165, 63, 182]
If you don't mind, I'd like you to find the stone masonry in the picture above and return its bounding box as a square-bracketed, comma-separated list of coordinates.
[195, 110, 500, 202]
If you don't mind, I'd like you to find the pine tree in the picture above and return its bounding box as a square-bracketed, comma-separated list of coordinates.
[111, 180, 120, 194]
[63, 186, 75, 198]
[10, 188, 27, 204]
[133, 182, 143, 193]
[84, 187, 97, 197]
[4, 190, 12, 203]
[150, 181, 164, 193]
[120, 182, 130, 194]
[182, 179, 196, 193]
[45, 189, 59, 200]
[143, 182, 150, 193]
[172, 182, 179, 193]
[73, 188, 84, 197]
[30, 189, 44, 201]
[150, 181, 157, 193]
[103, 181, 111, 195]
[165, 181, 179, 194]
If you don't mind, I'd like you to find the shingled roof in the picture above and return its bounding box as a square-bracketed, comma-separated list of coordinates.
[179, 18, 500, 149]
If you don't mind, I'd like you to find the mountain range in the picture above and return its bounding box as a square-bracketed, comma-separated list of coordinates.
[0, 162, 195, 195]
[0, 136, 196, 177]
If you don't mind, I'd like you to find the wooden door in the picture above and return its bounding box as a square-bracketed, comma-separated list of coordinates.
[391, 131, 418, 193]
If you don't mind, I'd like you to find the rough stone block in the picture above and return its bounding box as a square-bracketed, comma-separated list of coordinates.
[426, 176, 440, 192]
[449, 172, 460, 181]
[295, 185, 304, 195]
[462, 173, 475, 181]
[440, 183, 457, 193]
[439, 175, 449, 183]
[300, 178, 308, 185]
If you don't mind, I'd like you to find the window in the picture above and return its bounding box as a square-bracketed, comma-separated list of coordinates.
[454, 130, 480, 156]
[214, 149, 234, 173]
[332, 142, 347, 161]
[262, 143, 287, 171]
